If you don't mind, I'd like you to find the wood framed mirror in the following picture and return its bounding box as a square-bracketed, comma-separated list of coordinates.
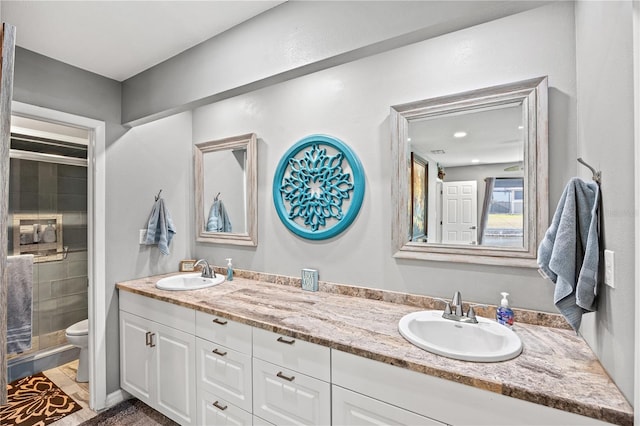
[195, 133, 257, 246]
[390, 77, 548, 267]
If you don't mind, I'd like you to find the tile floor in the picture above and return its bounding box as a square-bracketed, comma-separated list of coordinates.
[43, 360, 97, 425]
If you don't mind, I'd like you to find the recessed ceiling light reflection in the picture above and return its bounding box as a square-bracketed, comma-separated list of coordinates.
[471, 159, 480, 163]
[453, 131, 467, 138]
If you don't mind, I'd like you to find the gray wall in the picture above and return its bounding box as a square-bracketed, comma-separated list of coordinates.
[575, 0, 636, 405]
[192, 3, 575, 311]
[121, 1, 549, 126]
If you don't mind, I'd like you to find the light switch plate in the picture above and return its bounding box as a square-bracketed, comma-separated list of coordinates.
[139, 229, 148, 244]
[301, 268, 318, 291]
[604, 249, 615, 288]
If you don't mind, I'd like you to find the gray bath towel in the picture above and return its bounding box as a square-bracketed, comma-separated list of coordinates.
[537, 177, 600, 332]
[7, 254, 34, 354]
[145, 197, 176, 256]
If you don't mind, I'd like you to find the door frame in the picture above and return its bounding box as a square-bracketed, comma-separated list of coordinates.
[11, 101, 107, 410]
[633, 0, 639, 420]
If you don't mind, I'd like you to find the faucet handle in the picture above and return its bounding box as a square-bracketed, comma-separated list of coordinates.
[433, 297, 452, 315]
[467, 304, 488, 322]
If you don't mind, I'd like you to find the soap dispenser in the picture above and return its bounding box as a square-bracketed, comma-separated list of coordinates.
[226, 258, 233, 281]
[496, 292, 514, 328]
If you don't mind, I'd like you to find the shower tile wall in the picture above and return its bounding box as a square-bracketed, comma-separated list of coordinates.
[9, 159, 88, 353]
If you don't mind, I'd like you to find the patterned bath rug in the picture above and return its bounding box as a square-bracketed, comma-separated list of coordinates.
[79, 399, 178, 425]
[0, 372, 82, 426]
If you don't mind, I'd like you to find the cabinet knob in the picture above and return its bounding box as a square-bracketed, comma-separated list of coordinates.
[212, 318, 228, 325]
[212, 401, 228, 411]
[276, 371, 295, 382]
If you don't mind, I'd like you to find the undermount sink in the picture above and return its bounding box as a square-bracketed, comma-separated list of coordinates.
[155, 273, 225, 291]
[398, 310, 522, 362]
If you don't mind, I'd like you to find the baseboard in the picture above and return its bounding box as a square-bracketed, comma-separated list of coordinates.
[103, 388, 132, 410]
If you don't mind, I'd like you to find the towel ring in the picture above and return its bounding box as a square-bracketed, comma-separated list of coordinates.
[577, 158, 601, 184]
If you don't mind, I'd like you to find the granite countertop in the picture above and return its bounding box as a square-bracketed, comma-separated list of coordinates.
[116, 273, 633, 426]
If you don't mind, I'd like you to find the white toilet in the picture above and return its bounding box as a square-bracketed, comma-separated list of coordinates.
[65, 319, 89, 383]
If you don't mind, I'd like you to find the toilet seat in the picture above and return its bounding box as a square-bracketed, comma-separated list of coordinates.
[66, 319, 89, 336]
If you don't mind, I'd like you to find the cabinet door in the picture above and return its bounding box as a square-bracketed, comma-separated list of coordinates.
[198, 389, 252, 426]
[120, 311, 154, 404]
[253, 358, 330, 426]
[333, 385, 447, 426]
[155, 321, 196, 426]
[196, 337, 252, 411]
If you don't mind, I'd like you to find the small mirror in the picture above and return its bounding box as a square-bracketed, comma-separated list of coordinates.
[195, 133, 257, 246]
[391, 77, 548, 267]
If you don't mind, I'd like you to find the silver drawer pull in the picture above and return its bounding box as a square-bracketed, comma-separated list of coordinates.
[212, 348, 227, 356]
[212, 318, 228, 325]
[277, 336, 295, 345]
[212, 401, 228, 411]
[276, 371, 295, 382]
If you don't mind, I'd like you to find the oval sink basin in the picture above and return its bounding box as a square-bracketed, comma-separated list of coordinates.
[398, 310, 522, 362]
[156, 273, 225, 291]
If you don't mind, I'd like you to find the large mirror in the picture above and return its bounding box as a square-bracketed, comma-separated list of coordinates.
[195, 133, 257, 246]
[391, 77, 548, 267]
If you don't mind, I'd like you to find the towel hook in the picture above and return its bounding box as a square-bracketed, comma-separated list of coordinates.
[215, 192, 221, 201]
[155, 189, 162, 201]
[577, 158, 601, 184]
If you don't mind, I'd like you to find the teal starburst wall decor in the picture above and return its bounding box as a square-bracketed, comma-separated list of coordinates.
[273, 134, 365, 240]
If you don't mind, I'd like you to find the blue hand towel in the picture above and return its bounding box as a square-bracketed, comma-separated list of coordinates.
[537, 177, 600, 332]
[206, 199, 232, 233]
[7, 254, 34, 354]
[145, 198, 176, 255]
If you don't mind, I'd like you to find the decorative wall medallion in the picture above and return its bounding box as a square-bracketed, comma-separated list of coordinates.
[273, 134, 365, 240]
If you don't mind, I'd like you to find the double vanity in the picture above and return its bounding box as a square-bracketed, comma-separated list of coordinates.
[117, 271, 633, 426]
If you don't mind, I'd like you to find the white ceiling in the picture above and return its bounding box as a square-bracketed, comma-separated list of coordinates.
[409, 103, 524, 168]
[1, 1, 285, 81]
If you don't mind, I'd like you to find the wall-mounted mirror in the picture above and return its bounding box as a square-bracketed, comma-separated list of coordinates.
[391, 77, 548, 267]
[195, 133, 257, 246]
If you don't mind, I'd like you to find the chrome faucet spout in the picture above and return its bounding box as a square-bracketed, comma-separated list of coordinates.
[441, 291, 479, 324]
[194, 259, 215, 278]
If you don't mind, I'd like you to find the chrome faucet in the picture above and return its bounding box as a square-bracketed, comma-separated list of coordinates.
[436, 291, 485, 324]
[194, 259, 215, 279]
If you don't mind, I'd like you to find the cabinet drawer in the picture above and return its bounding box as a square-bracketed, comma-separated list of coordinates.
[252, 327, 330, 381]
[195, 311, 252, 354]
[120, 291, 195, 334]
[253, 415, 276, 426]
[196, 337, 252, 412]
[198, 388, 252, 426]
[253, 358, 330, 426]
[333, 385, 447, 426]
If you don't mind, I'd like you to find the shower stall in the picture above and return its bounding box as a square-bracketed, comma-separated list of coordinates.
[6, 117, 89, 381]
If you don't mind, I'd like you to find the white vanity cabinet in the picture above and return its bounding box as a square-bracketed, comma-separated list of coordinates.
[252, 327, 331, 425]
[332, 385, 447, 426]
[195, 311, 253, 426]
[332, 350, 612, 426]
[119, 292, 196, 426]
